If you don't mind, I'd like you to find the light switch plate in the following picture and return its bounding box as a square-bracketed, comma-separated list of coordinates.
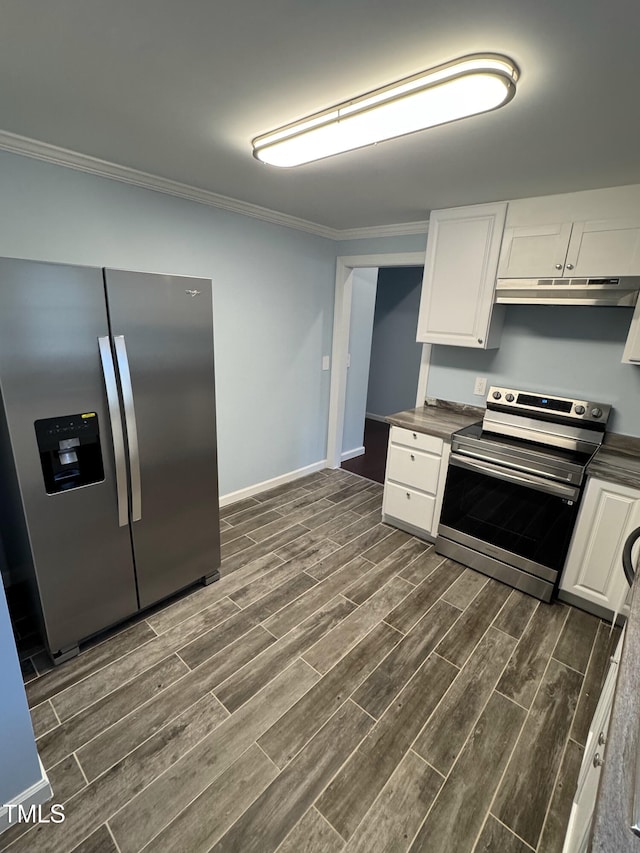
[322, 356, 330, 371]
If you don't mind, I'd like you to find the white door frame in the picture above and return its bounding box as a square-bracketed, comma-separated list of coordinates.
[326, 251, 428, 469]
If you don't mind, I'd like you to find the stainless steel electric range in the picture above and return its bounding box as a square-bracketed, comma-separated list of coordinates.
[436, 387, 611, 602]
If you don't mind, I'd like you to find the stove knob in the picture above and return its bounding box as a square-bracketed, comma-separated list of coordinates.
[574, 405, 585, 415]
[591, 407, 603, 418]
[505, 393, 515, 402]
[492, 391, 502, 400]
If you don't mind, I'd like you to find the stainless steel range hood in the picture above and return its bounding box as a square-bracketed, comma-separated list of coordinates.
[496, 276, 640, 306]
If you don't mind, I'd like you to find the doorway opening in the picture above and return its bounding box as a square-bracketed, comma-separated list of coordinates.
[326, 251, 429, 482]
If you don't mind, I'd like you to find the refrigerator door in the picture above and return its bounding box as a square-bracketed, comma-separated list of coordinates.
[0, 258, 138, 656]
[104, 269, 220, 607]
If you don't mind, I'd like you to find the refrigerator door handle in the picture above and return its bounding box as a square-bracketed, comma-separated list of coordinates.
[114, 335, 142, 522]
[98, 336, 129, 527]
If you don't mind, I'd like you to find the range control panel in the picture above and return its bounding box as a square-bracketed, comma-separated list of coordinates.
[486, 387, 611, 423]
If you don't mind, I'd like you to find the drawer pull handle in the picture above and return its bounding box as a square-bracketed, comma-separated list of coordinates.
[412, 432, 417, 439]
[406, 492, 411, 499]
[598, 731, 606, 746]
[593, 753, 604, 768]
[410, 454, 415, 461]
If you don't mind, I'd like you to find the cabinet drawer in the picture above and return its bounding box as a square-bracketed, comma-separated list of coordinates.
[390, 426, 444, 456]
[386, 444, 441, 493]
[383, 482, 435, 533]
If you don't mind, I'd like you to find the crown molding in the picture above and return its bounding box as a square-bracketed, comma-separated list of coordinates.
[0, 129, 428, 241]
[336, 220, 429, 240]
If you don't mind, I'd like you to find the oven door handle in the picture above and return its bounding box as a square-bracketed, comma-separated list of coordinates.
[449, 454, 581, 501]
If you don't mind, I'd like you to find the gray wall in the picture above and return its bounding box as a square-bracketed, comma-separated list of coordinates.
[341, 268, 377, 456]
[427, 305, 640, 436]
[366, 266, 423, 417]
[0, 581, 42, 805]
[0, 149, 337, 498]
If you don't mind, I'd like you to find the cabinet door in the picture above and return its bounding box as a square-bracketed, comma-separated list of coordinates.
[560, 477, 640, 611]
[622, 297, 640, 364]
[498, 222, 572, 278]
[416, 202, 507, 348]
[565, 219, 640, 277]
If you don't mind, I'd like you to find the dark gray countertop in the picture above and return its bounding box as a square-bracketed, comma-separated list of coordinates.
[386, 401, 483, 441]
[589, 434, 640, 490]
[591, 574, 640, 852]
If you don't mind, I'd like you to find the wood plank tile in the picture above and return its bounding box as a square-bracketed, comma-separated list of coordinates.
[397, 547, 446, 585]
[221, 523, 309, 575]
[316, 654, 457, 841]
[221, 534, 256, 559]
[219, 508, 283, 544]
[76, 626, 273, 780]
[492, 659, 583, 849]
[310, 510, 363, 541]
[537, 738, 584, 853]
[145, 553, 283, 634]
[9, 694, 226, 853]
[408, 692, 526, 853]
[30, 699, 58, 738]
[343, 540, 429, 605]
[278, 808, 345, 853]
[175, 608, 257, 670]
[571, 621, 620, 745]
[275, 532, 340, 564]
[385, 559, 466, 634]
[259, 621, 402, 767]
[37, 654, 189, 770]
[220, 496, 261, 519]
[345, 750, 443, 853]
[228, 559, 311, 608]
[302, 577, 412, 674]
[328, 510, 383, 547]
[435, 581, 512, 669]
[325, 481, 374, 505]
[309, 526, 397, 581]
[211, 700, 373, 853]
[492, 590, 538, 639]
[413, 627, 516, 775]
[441, 568, 488, 610]
[25, 619, 156, 708]
[361, 529, 413, 564]
[264, 555, 375, 639]
[553, 606, 600, 674]
[109, 660, 321, 853]
[214, 597, 357, 712]
[353, 599, 461, 719]
[69, 824, 118, 853]
[141, 744, 279, 853]
[496, 602, 568, 709]
[353, 494, 384, 516]
[473, 816, 533, 853]
[51, 597, 240, 720]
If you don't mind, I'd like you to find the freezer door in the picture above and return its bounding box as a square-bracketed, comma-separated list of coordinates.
[104, 269, 220, 607]
[0, 258, 138, 656]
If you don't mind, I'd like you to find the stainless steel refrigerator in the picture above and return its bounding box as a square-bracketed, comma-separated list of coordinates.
[0, 258, 220, 663]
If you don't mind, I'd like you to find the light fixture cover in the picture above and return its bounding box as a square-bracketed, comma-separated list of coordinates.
[253, 53, 519, 167]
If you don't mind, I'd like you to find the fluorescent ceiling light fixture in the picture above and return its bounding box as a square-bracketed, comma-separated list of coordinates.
[253, 54, 519, 167]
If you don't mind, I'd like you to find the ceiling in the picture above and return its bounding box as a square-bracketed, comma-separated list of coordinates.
[2, 0, 640, 232]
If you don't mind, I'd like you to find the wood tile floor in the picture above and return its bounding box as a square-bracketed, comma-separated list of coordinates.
[2, 468, 619, 853]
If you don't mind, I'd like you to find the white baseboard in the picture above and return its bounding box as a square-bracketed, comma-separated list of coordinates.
[219, 460, 328, 508]
[0, 758, 52, 834]
[365, 412, 389, 423]
[341, 446, 365, 462]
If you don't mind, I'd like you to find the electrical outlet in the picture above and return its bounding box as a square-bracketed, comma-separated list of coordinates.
[474, 376, 487, 396]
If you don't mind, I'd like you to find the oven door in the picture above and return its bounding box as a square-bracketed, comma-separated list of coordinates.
[438, 453, 581, 593]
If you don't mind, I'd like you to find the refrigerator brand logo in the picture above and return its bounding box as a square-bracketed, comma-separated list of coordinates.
[185, 289, 201, 297]
[3, 804, 65, 824]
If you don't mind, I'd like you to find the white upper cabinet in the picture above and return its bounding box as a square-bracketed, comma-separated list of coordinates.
[498, 218, 640, 279]
[622, 296, 640, 364]
[416, 201, 507, 348]
[565, 219, 640, 276]
[498, 223, 572, 278]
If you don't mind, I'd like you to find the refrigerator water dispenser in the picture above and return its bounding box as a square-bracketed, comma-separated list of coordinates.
[35, 413, 105, 493]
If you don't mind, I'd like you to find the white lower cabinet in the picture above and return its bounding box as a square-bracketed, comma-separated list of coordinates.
[563, 628, 625, 853]
[560, 477, 640, 615]
[382, 426, 450, 539]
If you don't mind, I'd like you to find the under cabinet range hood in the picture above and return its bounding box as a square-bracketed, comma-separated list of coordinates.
[495, 276, 640, 306]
